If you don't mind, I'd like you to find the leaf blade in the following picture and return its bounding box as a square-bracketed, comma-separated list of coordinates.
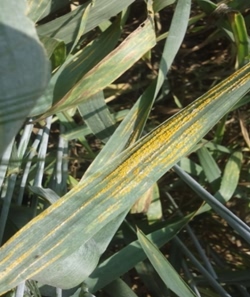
[137, 229, 198, 297]
[0, 62, 250, 293]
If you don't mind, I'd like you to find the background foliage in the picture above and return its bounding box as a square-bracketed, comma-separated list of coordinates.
[0, 0, 250, 296]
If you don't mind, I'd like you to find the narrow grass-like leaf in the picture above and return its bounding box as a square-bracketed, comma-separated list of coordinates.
[37, 0, 136, 45]
[0, 62, 250, 293]
[172, 237, 231, 297]
[203, 140, 232, 154]
[146, 184, 163, 222]
[16, 129, 44, 205]
[154, 0, 191, 96]
[41, 17, 155, 116]
[196, 0, 216, 13]
[30, 17, 123, 117]
[197, 147, 221, 189]
[48, 125, 68, 196]
[29, 187, 60, 205]
[26, 0, 51, 22]
[135, 260, 169, 297]
[227, 10, 250, 68]
[178, 158, 202, 176]
[86, 217, 190, 292]
[81, 83, 157, 179]
[215, 151, 243, 201]
[137, 229, 198, 297]
[0, 139, 15, 189]
[69, 2, 93, 54]
[104, 279, 139, 297]
[213, 115, 227, 144]
[0, 145, 22, 245]
[82, 0, 191, 176]
[62, 125, 92, 140]
[78, 92, 116, 144]
[26, 0, 69, 23]
[153, 0, 176, 13]
[39, 35, 66, 70]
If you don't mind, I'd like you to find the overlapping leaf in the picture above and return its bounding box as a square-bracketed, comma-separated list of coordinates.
[0, 60, 250, 294]
[0, 0, 50, 157]
[138, 230, 198, 297]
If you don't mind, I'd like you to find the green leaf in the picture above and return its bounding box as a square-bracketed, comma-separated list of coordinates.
[196, 0, 216, 13]
[197, 146, 221, 189]
[37, 0, 136, 45]
[0, 60, 250, 293]
[42, 17, 156, 116]
[86, 217, 190, 292]
[227, 10, 250, 67]
[154, 0, 191, 95]
[81, 0, 191, 176]
[31, 212, 127, 288]
[27, 0, 69, 23]
[146, 184, 163, 222]
[78, 92, 116, 144]
[104, 278, 139, 297]
[178, 157, 203, 176]
[39, 35, 66, 70]
[70, 2, 93, 54]
[174, 165, 250, 242]
[153, 0, 176, 13]
[30, 14, 124, 117]
[137, 229, 198, 297]
[135, 260, 169, 297]
[216, 151, 243, 201]
[0, 0, 50, 158]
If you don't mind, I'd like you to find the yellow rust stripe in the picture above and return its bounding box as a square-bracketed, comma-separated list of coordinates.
[0, 62, 250, 294]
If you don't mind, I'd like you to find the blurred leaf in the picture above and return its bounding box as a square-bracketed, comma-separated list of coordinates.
[196, 0, 217, 13]
[174, 164, 250, 243]
[153, 0, 176, 13]
[203, 140, 232, 154]
[26, 0, 69, 23]
[131, 186, 153, 214]
[39, 35, 66, 70]
[86, 217, 191, 292]
[104, 278, 139, 297]
[135, 260, 169, 297]
[70, 2, 93, 54]
[26, 0, 51, 22]
[238, 110, 250, 149]
[213, 115, 227, 144]
[197, 147, 221, 190]
[78, 91, 116, 144]
[154, 0, 191, 96]
[137, 229, 198, 297]
[0, 0, 50, 157]
[37, 0, 136, 45]
[146, 183, 163, 222]
[178, 157, 203, 176]
[227, 10, 250, 68]
[1, 205, 34, 244]
[29, 186, 60, 204]
[197, 150, 243, 216]
[216, 151, 243, 201]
